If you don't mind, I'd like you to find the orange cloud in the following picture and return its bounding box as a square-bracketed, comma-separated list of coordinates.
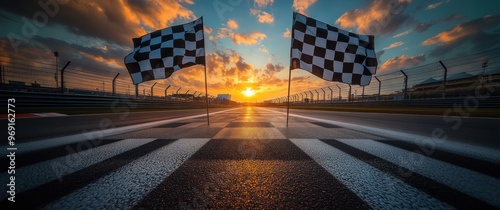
[422, 14, 500, 57]
[393, 29, 412, 38]
[426, 2, 443, 10]
[79, 51, 122, 69]
[422, 25, 473, 46]
[204, 26, 213, 34]
[336, 0, 412, 35]
[251, 9, 274, 24]
[282, 28, 291, 38]
[227, 19, 239, 29]
[383, 41, 404, 50]
[232, 32, 267, 45]
[211, 29, 265, 45]
[258, 46, 269, 53]
[380, 54, 425, 71]
[293, 0, 317, 15]
[254, 0, 274, 7]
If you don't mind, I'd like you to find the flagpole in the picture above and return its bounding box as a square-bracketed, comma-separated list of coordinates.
[286, 67, 291, 127]
[286, 12, 296, 127]
[201, 16, 210, 126]
[204, 64, 210, 125]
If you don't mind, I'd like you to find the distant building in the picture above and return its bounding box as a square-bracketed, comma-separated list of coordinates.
[217, 94, 231, 100]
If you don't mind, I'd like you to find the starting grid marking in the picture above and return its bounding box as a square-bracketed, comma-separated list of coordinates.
[0, 107, 499, 209]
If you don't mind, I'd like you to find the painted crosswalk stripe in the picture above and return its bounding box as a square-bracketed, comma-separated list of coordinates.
[290, 138, 453, 210]
[335, 139, 500, 208]
[44, 138, 210, 210]
[0, 138, 156, 202]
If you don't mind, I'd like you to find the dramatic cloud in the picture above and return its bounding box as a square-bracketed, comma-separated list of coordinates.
[380, 54, 426, 71]
[1, 0, 196, 47]
[211, 19, 267, 46]
[227, 19, 239, 29]
[426, 2, 443, 10]
[254, 0, 274, 7]
[413, 13, 464, 34]
[442, 14, 464, 22]
[414, 23, 432, 33]
[422, 26, 472, 46]
[251, 9, 275, 24]
[293, 0, 317, 15]
[232, 32, 266, 45]
[383, 41, 404, 50]
[211, 28, 266, 46]
[265, 63, 284, 75]
[421, 14, 500, 57]
[282, 28, 291, 38]
[393, 29, 412, 38]
[204, 26, 213, 34]
[258, 46, 269, 53]
[336, 0, 412, 35]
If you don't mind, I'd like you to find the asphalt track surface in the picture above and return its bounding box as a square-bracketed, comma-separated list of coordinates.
[0, 107, 499, 209]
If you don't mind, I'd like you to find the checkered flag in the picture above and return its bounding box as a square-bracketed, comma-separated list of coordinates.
[290, 13, 377, 86]
[124, 17, 205, 85]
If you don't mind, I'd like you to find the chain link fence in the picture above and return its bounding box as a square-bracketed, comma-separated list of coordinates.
[0, 55, 208, 102]
[277, 47, 500, 103]
[1, 48, 499, 103]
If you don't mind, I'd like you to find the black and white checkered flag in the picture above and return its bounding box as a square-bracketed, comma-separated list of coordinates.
[124, 17, 205, 85]
[290, 13, 377, 86]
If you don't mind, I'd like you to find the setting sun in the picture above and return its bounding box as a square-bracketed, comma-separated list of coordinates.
[242, 87, 255, 97]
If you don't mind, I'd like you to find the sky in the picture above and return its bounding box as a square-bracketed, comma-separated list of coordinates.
[0, 0, 499, 102]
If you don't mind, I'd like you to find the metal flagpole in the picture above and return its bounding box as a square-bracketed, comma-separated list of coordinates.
[202, 16, 210, 125]
[286, 67, 291, 127]
[286, 12, 296, 127]
[204, 65, 210, 125]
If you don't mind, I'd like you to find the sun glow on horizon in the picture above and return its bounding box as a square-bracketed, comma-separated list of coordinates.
[242, 87, 256, 97]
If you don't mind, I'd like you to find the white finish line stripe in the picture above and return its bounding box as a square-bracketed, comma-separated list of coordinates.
[290, 138, 452, 210]
[0, 108, 237, 155]
[338, 139, 500, 208]
[0, 138, 155, 201]
[44, 138, 210, 210]
[262, 107, 500, 164]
